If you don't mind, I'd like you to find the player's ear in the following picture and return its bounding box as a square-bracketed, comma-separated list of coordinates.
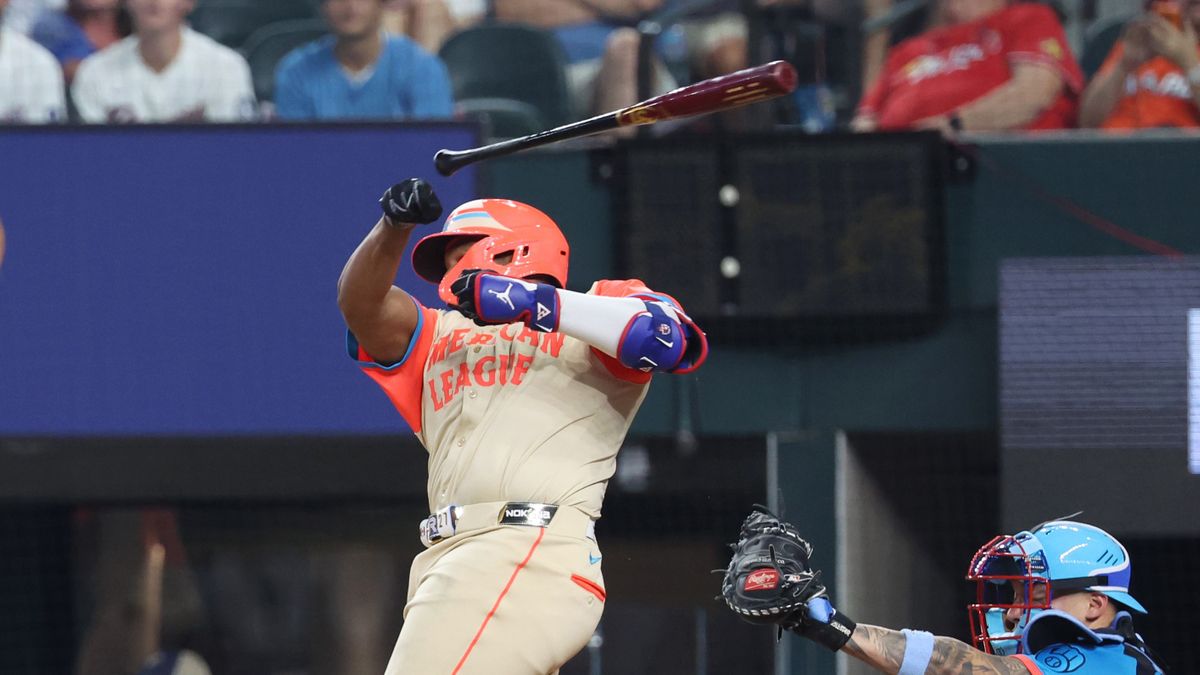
[1085, 592, 1110, 622]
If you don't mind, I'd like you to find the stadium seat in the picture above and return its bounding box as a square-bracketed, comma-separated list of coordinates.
[242, 19, 329, 103]
[1081, 14, 1133, 80]
[456, 97, 546, 140]
[188, 0, 319, 49]
[438, 23, 574, 129]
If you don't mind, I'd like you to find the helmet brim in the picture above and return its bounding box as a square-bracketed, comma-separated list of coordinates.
[411, 232, 487, 284]
[1101, 590, 1148, 614]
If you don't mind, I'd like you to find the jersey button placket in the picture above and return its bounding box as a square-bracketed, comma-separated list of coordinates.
[461, 333, 493, 423]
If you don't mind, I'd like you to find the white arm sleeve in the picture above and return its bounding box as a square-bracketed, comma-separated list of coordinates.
[556, 288, 679, 357]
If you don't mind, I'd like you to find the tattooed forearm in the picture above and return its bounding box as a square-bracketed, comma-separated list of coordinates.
[841, 625, 1033, 675]
[842, 625, 905, 672]
[927, 636, 1032, 674]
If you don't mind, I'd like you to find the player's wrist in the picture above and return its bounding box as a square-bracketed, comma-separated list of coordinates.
[793, 597, 857, 651]
[380, 214, 417, 232]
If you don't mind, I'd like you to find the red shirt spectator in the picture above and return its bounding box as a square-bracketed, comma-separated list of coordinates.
[854, 2, 1083, 132]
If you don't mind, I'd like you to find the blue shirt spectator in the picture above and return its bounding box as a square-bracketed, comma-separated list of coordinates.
[30, 10, 92, 62]
[29, 0, 127, 84]
[274, 32, 453, 120]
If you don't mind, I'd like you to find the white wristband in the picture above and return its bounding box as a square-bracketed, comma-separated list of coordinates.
[899, 629, 935, 675]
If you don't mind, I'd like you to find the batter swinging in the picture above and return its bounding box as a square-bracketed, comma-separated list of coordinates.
[337, 178, 708, 674]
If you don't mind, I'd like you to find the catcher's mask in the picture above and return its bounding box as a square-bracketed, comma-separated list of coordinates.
[966, 520, 1146, 656]
[411, 199, 569, 306]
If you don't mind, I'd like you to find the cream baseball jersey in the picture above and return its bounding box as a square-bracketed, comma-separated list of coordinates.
[351, 279, 669, 517]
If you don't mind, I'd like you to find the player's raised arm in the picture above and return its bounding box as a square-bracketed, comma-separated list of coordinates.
[337, 178, 442, 364]
[720, 508, 1033, 675]
[842, 625, 1032, 674]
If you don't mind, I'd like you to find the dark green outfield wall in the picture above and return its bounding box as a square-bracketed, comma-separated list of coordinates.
[487, 134, 1200, 435]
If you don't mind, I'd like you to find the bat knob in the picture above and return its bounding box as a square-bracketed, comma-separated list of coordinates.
[434, 149, 458, 177]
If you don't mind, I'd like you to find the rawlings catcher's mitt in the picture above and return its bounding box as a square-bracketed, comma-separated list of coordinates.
[720, 507, 857, 650]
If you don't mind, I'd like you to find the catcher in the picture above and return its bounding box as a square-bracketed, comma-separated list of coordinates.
[721, 508, 1164, 674]
[338, 178, 707, 674]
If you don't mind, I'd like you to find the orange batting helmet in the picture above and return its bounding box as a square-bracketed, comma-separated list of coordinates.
[411, 199, 570, 306]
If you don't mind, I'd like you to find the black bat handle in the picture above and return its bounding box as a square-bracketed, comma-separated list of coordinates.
[434, 113, 619, 176]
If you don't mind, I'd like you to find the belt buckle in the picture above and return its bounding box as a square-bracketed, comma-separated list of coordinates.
[420, 505, 460, 547]
[498, 502, 558, 527]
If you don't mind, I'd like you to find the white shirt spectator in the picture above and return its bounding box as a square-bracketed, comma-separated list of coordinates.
[446, 0, 484, 23]
[72, 26, 255, 123]
[3, 0, 65, 35]
[0, 27, 66, 122]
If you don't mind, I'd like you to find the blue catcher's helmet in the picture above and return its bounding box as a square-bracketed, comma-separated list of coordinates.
[966, 520, 1146, 655]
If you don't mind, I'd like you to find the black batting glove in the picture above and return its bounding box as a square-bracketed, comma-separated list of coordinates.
[380, 178, 443, 227]
[448, 268, 486, 324]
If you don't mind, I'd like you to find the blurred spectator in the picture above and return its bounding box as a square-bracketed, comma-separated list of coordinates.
[74, 509, 209, 675]
[0, 0, 67, 122]
[4, 0, 62, 33]
[71, 0, 255, 122]
[381, 0, 457, 53]
[855, 0, 946, 98]
[273, 0, 453, 121]
[1080, 0, 1200, 129]
[494, 0, 676, 118]
[852, 0, 1083, 132]
[31, 0, 130, 84]
[674, 0, 747, 80]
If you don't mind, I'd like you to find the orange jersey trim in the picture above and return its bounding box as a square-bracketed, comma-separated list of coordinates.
[452, 528, 546, 675]
[353, 300, 439, 433]
[1012, 653, 1042, 674]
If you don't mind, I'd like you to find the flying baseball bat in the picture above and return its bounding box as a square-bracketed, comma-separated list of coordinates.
[434, 60, 798, 176]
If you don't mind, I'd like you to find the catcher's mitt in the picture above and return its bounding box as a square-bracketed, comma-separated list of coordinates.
[720, 507, 825, 627]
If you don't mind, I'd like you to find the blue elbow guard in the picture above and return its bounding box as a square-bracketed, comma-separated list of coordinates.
[617, 301, 708, 373]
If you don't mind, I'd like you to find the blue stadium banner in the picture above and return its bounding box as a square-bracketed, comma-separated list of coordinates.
[0, 123, 478, 435]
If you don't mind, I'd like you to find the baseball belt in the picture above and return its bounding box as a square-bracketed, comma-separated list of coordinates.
[419, 501, 596, 548]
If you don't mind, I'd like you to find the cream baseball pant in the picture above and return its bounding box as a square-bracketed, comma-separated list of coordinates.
[384, 506, 605, 675]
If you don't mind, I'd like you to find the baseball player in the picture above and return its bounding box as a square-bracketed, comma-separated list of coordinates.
[337, 178, 708, 674]
[722, 511, 1164, 674]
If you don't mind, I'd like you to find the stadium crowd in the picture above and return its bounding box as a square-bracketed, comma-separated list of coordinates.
[2, 0, 1199, 128]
